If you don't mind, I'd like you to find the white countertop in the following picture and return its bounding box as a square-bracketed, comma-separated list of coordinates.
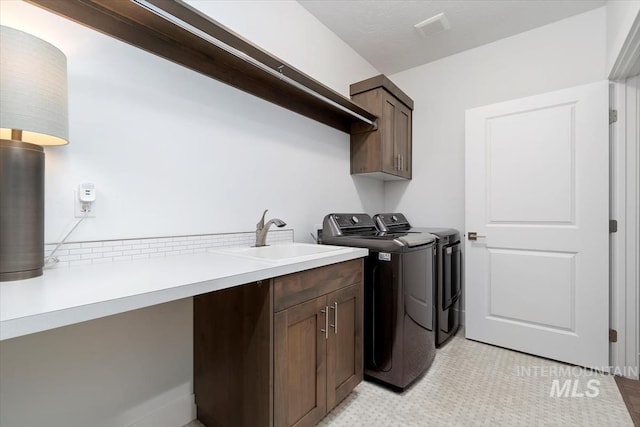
[0, 245, 368, 341]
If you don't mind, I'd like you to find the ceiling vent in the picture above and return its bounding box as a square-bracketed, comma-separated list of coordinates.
[414, 12, 450, 38]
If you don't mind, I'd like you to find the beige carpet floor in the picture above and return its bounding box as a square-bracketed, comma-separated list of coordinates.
[186, 332, 633, 426]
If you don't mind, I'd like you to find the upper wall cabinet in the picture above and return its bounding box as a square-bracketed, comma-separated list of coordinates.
[350, 75, 414, 180]
[26, 0, 377, 134]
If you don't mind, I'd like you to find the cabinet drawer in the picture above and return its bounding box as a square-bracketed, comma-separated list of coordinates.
[274, 259, 363, 312]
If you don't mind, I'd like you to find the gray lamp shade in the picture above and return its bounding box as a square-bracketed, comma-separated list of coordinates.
[0, 25, 69, 145]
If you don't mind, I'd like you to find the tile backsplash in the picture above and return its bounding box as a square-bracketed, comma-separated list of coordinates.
[44, 229, 294, 268]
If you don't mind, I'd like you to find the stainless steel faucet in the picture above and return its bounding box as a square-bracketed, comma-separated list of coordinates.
[255, 209, 286, 247]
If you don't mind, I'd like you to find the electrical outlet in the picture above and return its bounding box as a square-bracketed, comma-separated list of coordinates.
[74, 190, 96, 218]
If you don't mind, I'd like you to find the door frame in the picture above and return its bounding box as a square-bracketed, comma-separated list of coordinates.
[610, 77, 639, 379]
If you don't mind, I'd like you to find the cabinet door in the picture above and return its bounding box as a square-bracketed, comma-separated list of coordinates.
[395, 101, 412, 179]
[326, 283, 363, 411]
[381, 90, 399, 175]
[274, 297, 328, 427]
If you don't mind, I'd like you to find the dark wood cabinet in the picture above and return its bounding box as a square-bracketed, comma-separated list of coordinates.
[194, 259, 363, 427]
[274, 297, 328, 427]
[273, 260, 363, 427]
[350, 75, 414, 180]
[326, 284, 363, 410]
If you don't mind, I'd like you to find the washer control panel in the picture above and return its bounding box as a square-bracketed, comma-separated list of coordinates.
[323, 213, 377, 236]
[374, 213, 411, 231]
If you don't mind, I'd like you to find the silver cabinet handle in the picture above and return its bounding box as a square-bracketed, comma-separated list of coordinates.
[320, 306, 328, 339]
[468, 232, 486, 241]
[330, 301, 338, 334]
[400, 154, 403, 171]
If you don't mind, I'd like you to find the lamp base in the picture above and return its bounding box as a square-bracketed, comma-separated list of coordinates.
[0, 139, 45, 282]
[0, 268, 43, 282]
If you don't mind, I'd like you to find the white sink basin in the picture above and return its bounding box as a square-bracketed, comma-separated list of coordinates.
[211, 243, 346, 262]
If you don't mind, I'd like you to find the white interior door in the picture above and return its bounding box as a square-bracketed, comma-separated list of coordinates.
[465, 81, 609, 368]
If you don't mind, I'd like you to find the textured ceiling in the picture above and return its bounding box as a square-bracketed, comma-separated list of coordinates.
[298, 0, 606, 74]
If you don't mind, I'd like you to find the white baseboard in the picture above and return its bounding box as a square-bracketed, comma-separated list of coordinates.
[129, 393, 196, 427]
[113, 382, 197, 427]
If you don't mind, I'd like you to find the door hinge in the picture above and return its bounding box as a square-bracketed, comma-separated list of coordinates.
[609, 328, 618, 343]
[610, 219, 618, 233]
[609, 109, 618, 124]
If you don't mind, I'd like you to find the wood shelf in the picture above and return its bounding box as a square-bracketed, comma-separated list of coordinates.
[27, 0, 378, 133]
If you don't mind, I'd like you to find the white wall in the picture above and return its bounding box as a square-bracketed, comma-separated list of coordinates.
[0, 1, 380, 426]
[2, 0, 381, 245]
[606, 0, 640, 76]
[186, 0, 372, 97]
[385, 7, 607, 235]
[0, 300, 194, 427]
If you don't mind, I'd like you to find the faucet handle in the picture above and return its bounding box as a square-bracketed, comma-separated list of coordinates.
[257, 209, 268, 230]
